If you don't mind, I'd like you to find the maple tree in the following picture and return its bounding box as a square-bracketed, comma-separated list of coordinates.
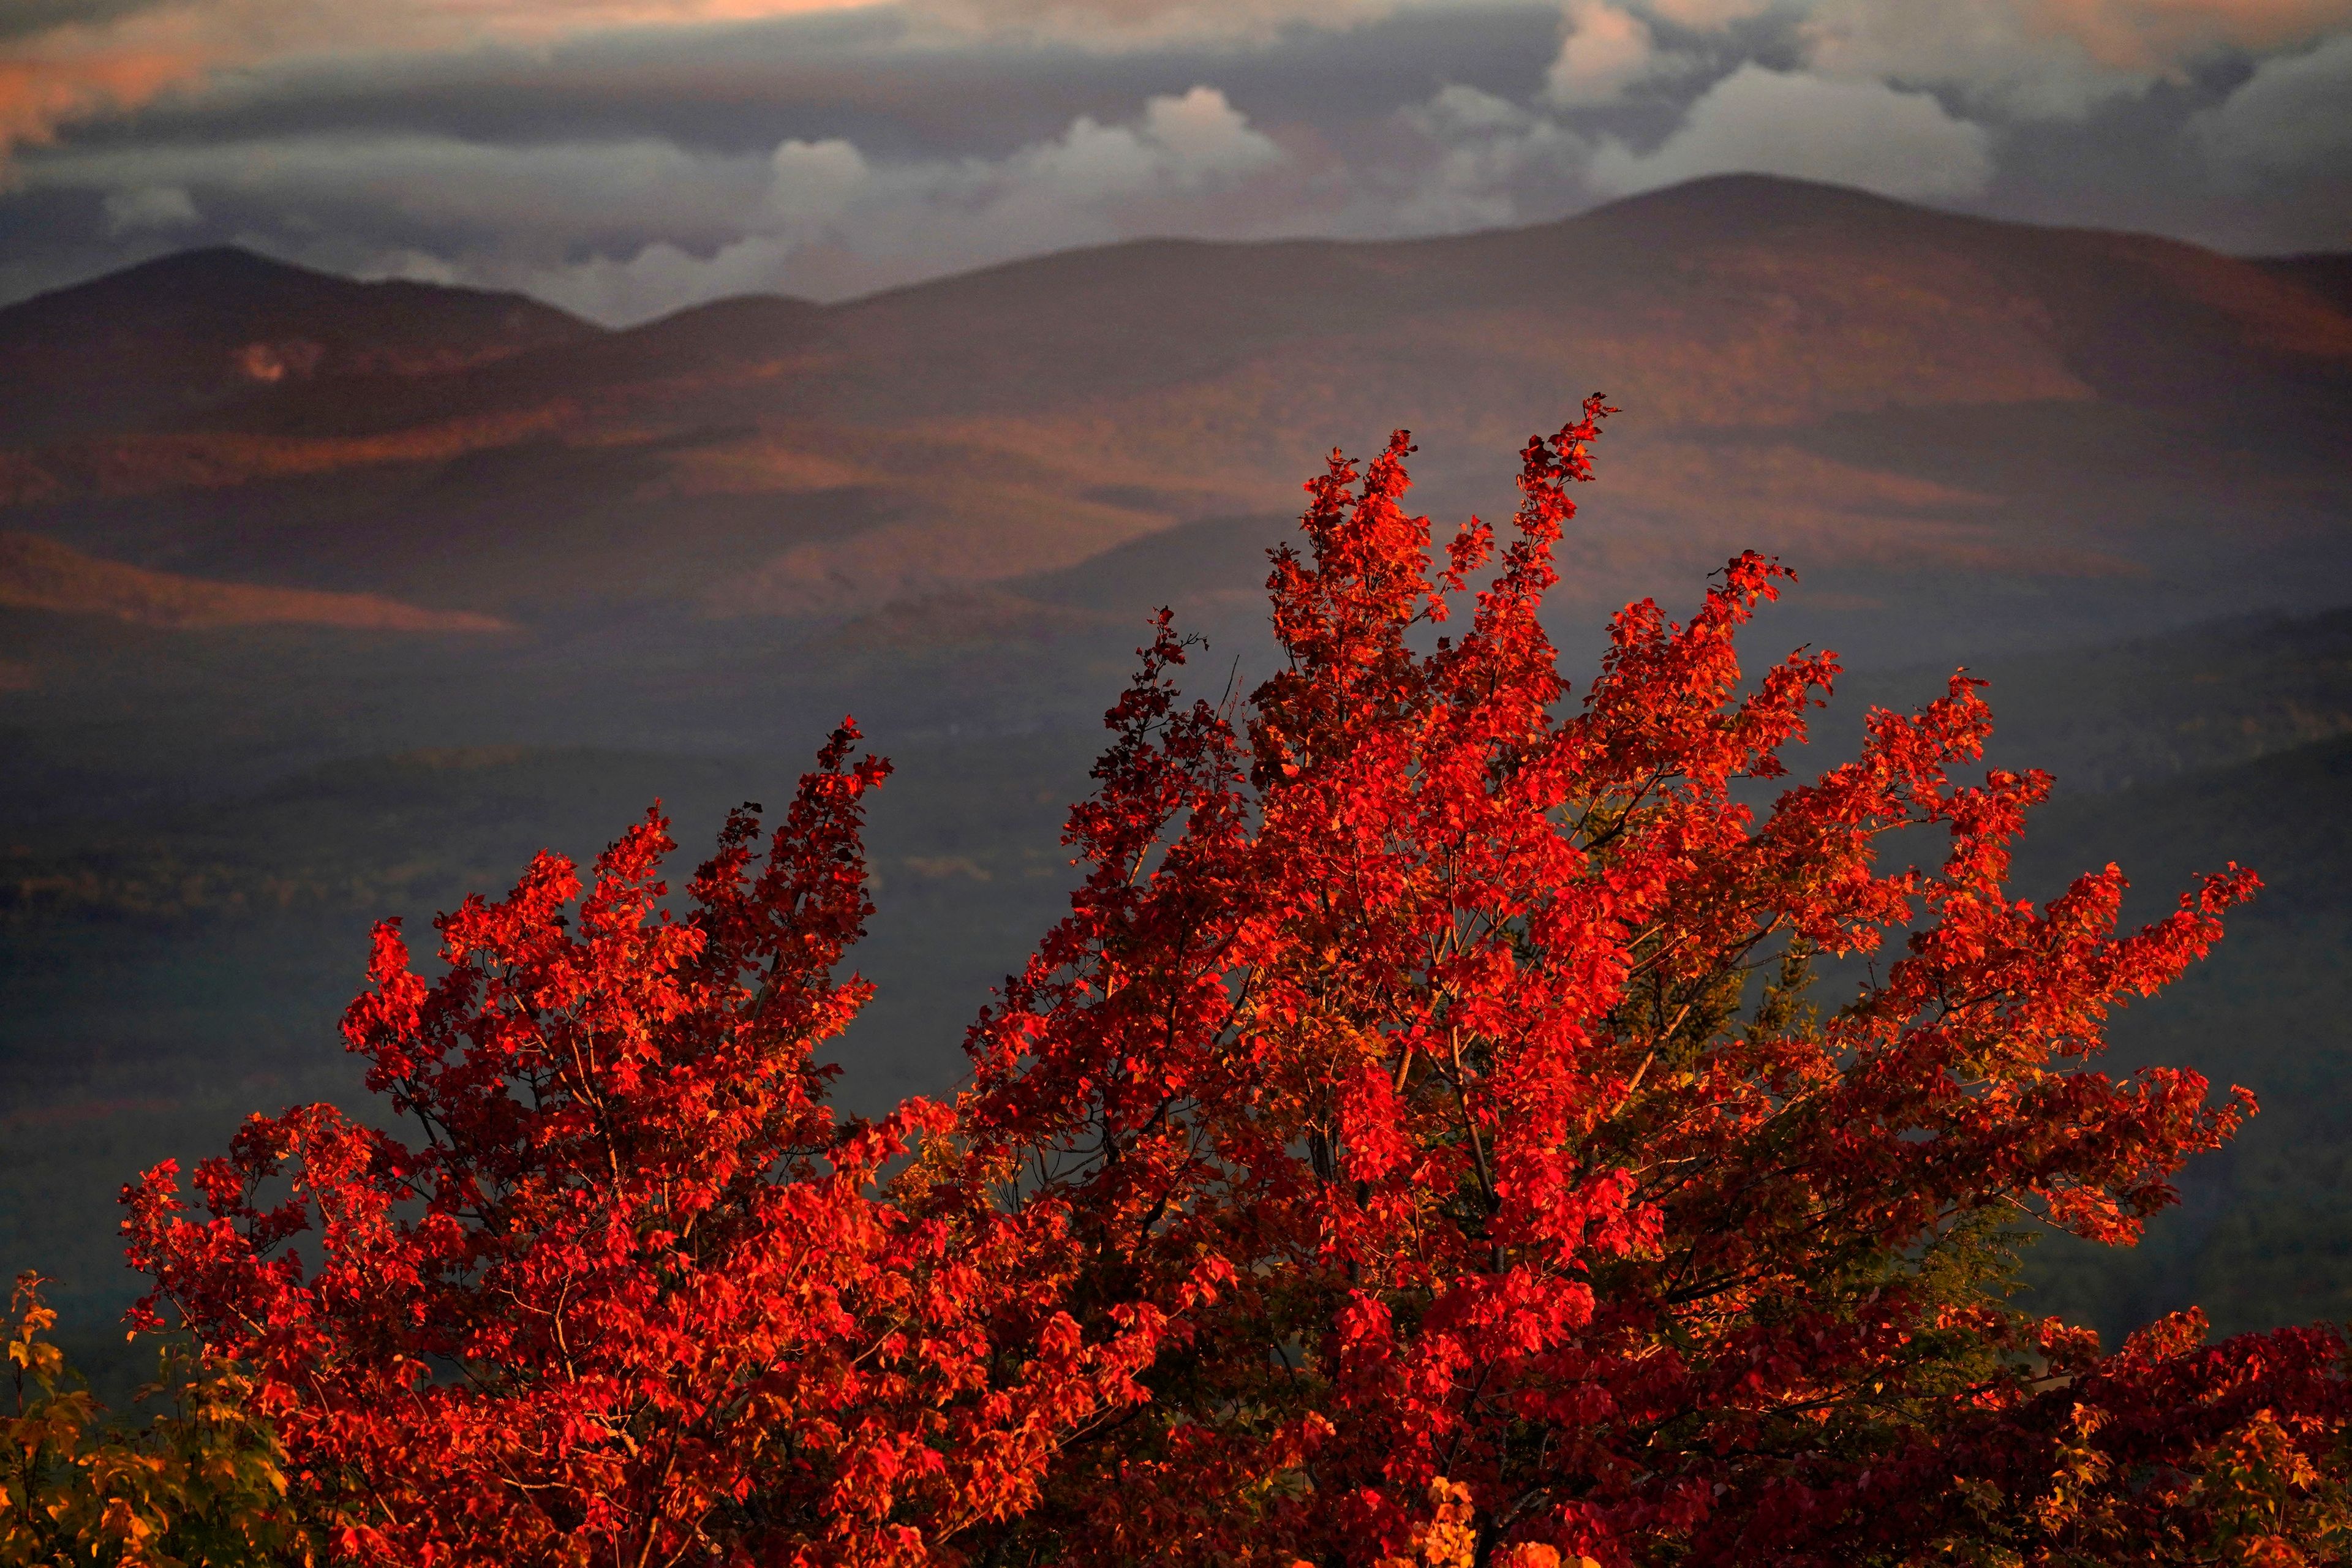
[121, 732, 1165, 1565]
[116, 402, 2351, 1564]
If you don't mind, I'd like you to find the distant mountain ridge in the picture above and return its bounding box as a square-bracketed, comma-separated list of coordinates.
[0, 532, 510, 633]
[0, 176, 2345, 665]
[0, 248, 597, 446]
[2255, 252, 2352, 315]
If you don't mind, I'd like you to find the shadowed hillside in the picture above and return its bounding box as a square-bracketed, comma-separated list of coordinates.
[2011, 732, 2352, 1343]
[2257, 252, 2352, 315]
[0, 532, 511, 631]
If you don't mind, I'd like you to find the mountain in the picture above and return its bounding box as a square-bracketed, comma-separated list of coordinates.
[1, 177, 2344, 665]
[2256, 252, 2352, 315]
[0, 247, 598, 446]
[0, 532, 510, 633]
[2012, 731, 2352, 1342]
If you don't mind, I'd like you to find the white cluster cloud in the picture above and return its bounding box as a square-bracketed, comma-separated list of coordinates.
[505, 86, 1283, 321]
[1390, 3, 2005, 230]
[1589, 63, 1997, 199]
[760, 138, 870, 226]
[25, 81, 1283, 322]
[2191, 31, 2352, 179]
[1798, 0, 2352, 118]
[101, 183, 201, 232]
[991, 85, 1283, 200]
[1798, 0, 2145, 119]
[1392, 84, 1589, 232]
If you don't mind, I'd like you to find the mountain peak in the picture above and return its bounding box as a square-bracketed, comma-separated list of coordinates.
[1570, 172, 1972, 245]
[69, 244, 331, 294]
[0, 248, 598, 445]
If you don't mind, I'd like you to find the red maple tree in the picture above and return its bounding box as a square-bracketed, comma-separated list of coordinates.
[124, 401, 2351, 1565]
[123, 732, 1166, 1566]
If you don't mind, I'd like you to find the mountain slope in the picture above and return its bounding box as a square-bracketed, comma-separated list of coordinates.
[0, 247, 598, 445]
[2013, 732, 2352, 1342]
[0, 532, 510, 633]
[2255, 252, 2352, 315]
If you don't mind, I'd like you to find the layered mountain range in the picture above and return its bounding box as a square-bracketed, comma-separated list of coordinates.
[4, 173, 2347, 655]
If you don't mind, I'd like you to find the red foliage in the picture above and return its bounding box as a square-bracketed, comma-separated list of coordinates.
[126, 404, 2351, 1564]
[124, 730, 1163, 1565]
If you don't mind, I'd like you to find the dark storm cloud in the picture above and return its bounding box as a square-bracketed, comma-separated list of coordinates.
[0, 0, 163, 43]
[51, 3, 1559, 160]
[1, 0, 2346, 325]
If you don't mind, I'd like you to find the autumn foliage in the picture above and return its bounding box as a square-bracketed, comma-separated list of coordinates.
[97, 401, 2352, 1564]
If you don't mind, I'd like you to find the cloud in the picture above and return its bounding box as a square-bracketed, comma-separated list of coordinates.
[0, 4, 227, 159]
[4, 0, 2350, 319]
[924, 0, 1402, 41]
[0, 0, 886, 161]
[1588, 62, 1995, 198]
[1643, 0, 1770, 26]
[1802, 0, 2352, 118]
[762, 137, 869, 224]
[2191, 31, 2352, 178]
[1006, 85, 1282, 200]
[0, 0, 1455, 166]
[1407, 81, 1542, 139]
[1543, 0, 1661, 107]
[101, 181, 197, 230]
[25, 80, 1278, 286]
[1392, 83, 1587, 230]
[36, 132, 770, 246]
[508, 232, 801, 322]
[7, 0, 2351, 174]
[249, 83, 1288, 322]
[2020, 0, 2352, 70]
[1801, 0, 2138, 118]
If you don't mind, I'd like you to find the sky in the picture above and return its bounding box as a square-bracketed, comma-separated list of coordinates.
[2, 0, 2347, 325]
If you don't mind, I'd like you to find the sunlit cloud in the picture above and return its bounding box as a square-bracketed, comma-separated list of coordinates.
[2020, 0, 2352, 70]
[0, 0, 888, 160]
[1542, 0, 1669, 107]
